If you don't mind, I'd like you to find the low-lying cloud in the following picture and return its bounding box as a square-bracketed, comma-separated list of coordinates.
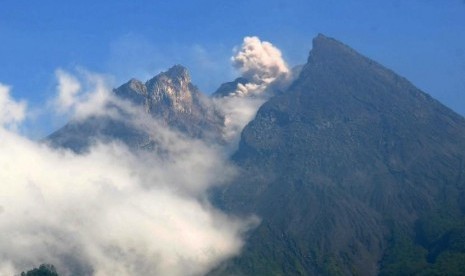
[0, 80, 256, 276]
[0, 35, 290, 275]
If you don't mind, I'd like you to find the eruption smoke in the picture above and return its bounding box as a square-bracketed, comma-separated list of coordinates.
[230, 36, 290, 96]
[215, 36, 291, 145]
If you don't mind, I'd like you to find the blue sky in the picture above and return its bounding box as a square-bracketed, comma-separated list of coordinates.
[1, 0, 465, 137]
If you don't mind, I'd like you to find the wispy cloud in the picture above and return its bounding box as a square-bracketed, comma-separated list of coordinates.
[0, 83, 26, 130]
[52, 69, 117, 121]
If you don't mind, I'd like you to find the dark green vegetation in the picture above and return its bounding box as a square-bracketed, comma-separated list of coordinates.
[211, 35, 465, 275]
[21, 264, 58, 276]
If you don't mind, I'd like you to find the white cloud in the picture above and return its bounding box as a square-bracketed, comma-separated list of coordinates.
[54, 69, 115, 120]
[55, 70, 81, 113]
[0, 83, 26, 130]
[0, 83, 257, 276]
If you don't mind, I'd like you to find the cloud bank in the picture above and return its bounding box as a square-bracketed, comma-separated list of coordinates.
[0, 79, 255, 276]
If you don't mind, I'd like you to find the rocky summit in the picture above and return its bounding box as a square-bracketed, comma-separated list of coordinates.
[211, 34, 465, 275]
[47, 65, 224, 152]
[114, 65, 224, 140]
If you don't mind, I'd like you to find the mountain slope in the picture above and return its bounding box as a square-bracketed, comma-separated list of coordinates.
[212, 34, 465, 275]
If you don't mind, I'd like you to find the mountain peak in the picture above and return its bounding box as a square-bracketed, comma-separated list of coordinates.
[162, 64, 191, 84]
[313, 33, 341, 47]
[216, 34, 465, 275]
[145, 64, 194, 102]
[299, 33, 408, 99]
[308, 33, 363, 65]
[126, 78, 146, 93]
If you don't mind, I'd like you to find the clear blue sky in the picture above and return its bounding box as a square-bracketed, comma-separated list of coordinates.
[1, 0, 465, 136]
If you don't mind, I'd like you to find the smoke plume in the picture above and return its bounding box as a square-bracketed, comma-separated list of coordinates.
[231, 36, 290, 96]
[215, 36, 291, 145]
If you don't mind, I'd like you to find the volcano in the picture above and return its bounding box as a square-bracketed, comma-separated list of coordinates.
[211, 34, 465, 275]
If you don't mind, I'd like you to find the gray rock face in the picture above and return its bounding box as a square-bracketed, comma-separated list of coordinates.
[47, 65, 224, 152]
[114, 78, 147, 107]
[114, 65, 224, 139]
[146, 64, 194, 113]
[211, 34, 465, 275]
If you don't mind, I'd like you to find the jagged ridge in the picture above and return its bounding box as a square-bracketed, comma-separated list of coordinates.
[48, 65, 224, 151]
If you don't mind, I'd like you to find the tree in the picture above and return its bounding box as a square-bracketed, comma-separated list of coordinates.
[21, 264, 59, 276]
